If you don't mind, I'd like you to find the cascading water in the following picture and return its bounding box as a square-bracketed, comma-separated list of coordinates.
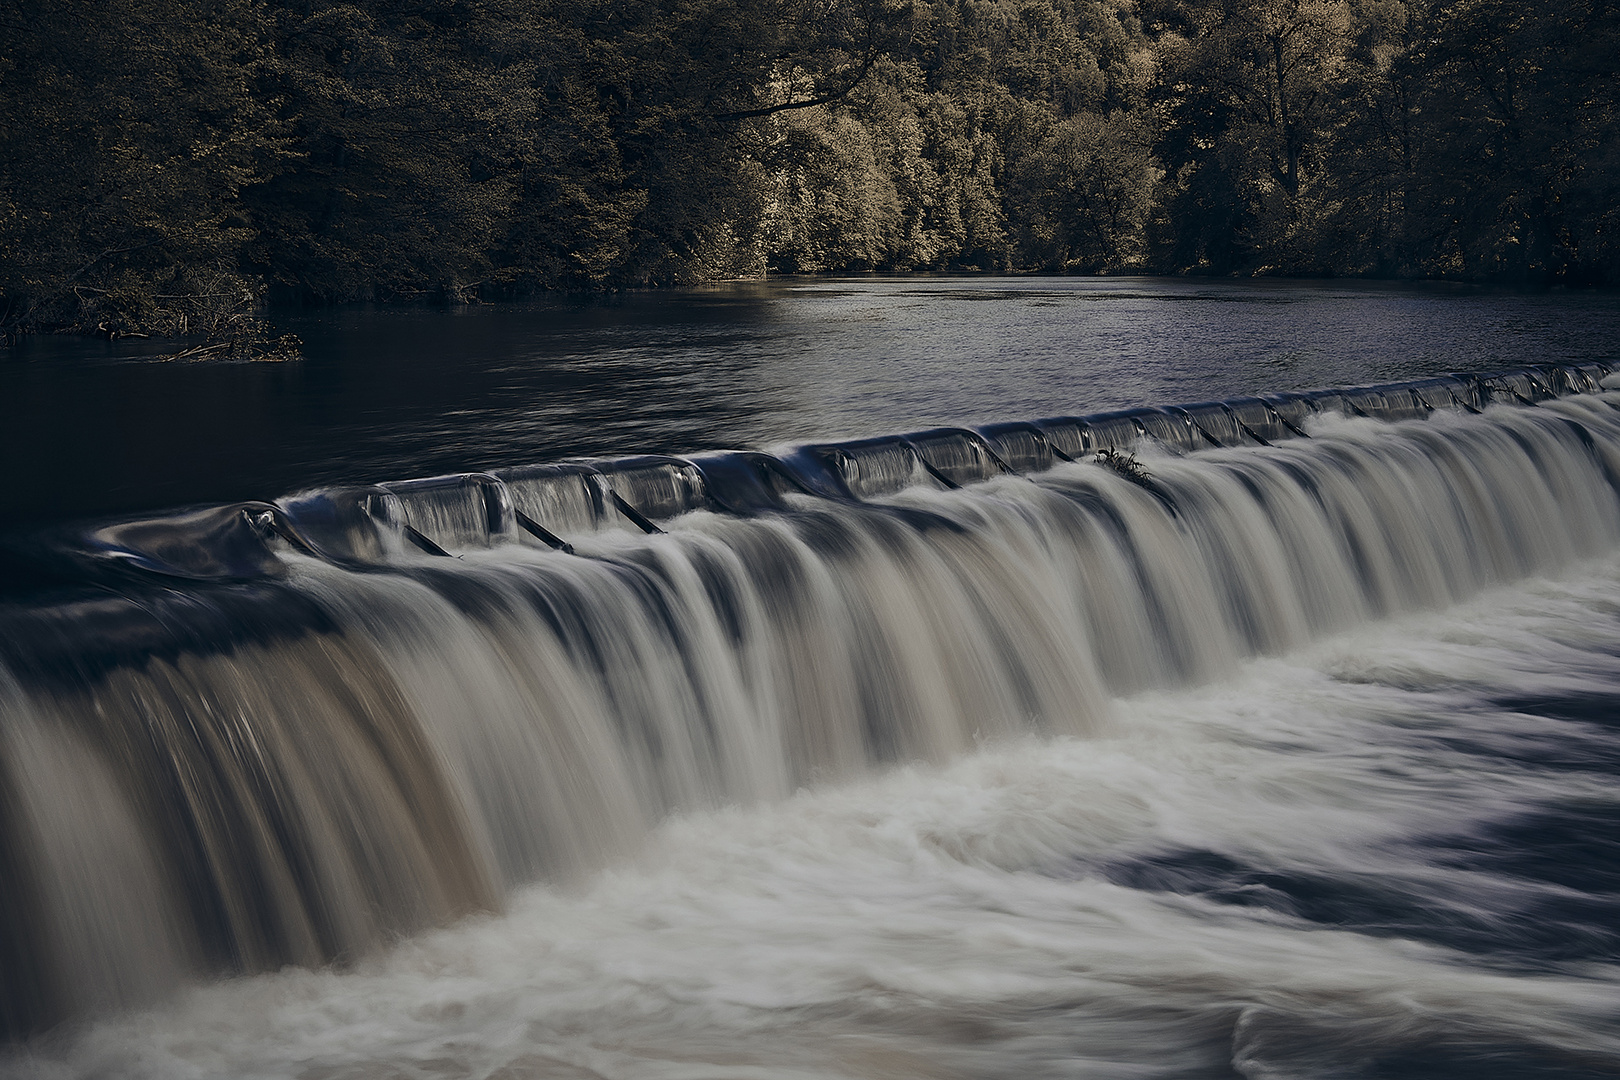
[4, 366, 1620, 1075]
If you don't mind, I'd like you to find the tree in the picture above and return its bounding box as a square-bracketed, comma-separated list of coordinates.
[245, 0, 528, 301]
[0, 0, 283, 337]
[1149, 0, 1370, 271]
[1007, 109, 1159, 270]
[1402, 0, 1620, 282]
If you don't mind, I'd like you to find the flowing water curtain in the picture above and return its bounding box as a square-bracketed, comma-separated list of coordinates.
[6, 388, 1620, 1035]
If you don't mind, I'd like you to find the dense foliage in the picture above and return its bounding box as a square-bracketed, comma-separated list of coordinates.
[2, 0, 1616, 339]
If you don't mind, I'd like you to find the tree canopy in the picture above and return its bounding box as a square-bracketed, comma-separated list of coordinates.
[2, 0, 1616, 341]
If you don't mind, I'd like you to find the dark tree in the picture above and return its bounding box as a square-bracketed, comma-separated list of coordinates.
[0, 0, 283, 338]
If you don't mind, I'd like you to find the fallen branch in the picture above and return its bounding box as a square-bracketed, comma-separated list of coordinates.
[152, 330, 302, 363]
[1095, 447, 1155, 487]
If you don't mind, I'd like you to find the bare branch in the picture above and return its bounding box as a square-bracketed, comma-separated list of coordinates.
[713, 50, 880, 121]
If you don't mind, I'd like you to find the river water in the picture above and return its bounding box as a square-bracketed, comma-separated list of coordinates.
[4, 276, 1619, 532]
[3, 278, 1620, 1079]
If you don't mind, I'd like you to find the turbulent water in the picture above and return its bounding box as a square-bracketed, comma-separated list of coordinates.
[4, 375, 1620, 1077]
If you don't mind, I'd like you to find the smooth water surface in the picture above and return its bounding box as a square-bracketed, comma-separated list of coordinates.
[4, 277, 1618, 532]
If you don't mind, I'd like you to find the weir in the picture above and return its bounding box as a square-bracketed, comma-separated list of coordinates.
[4, 363, 1620, 1038]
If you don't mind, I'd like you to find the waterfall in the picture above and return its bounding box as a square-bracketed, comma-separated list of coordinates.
[3, 364, 1619, 1039]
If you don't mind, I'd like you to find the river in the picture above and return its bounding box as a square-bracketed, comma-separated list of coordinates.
[4, 276, 1618, 533]
[2, 277, 1619, 1079]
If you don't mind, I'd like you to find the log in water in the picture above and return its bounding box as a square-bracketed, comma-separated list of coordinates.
[3, 367, 1620, 1076]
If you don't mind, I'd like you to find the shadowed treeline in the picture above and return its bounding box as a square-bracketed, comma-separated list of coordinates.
[2, 0, 1616, 341]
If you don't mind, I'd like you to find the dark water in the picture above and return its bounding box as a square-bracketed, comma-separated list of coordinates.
[4, 277, 1618, 533]
[4, 278, 1620, 1078]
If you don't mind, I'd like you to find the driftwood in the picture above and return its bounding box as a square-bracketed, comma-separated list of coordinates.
[152, 330, 302, 363]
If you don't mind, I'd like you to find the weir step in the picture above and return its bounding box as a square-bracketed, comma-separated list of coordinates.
[69, 361, 1620, 580]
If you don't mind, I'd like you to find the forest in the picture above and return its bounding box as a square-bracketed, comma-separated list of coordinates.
[2, 0, 1617, 343]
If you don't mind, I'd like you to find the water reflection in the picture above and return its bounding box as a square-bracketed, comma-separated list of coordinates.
[2, 276, 1617, 532]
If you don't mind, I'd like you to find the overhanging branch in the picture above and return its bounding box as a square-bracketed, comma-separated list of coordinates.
[712, 51, 880, 121]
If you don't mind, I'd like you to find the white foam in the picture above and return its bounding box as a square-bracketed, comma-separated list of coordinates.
[14, 560, 1620, 1079]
